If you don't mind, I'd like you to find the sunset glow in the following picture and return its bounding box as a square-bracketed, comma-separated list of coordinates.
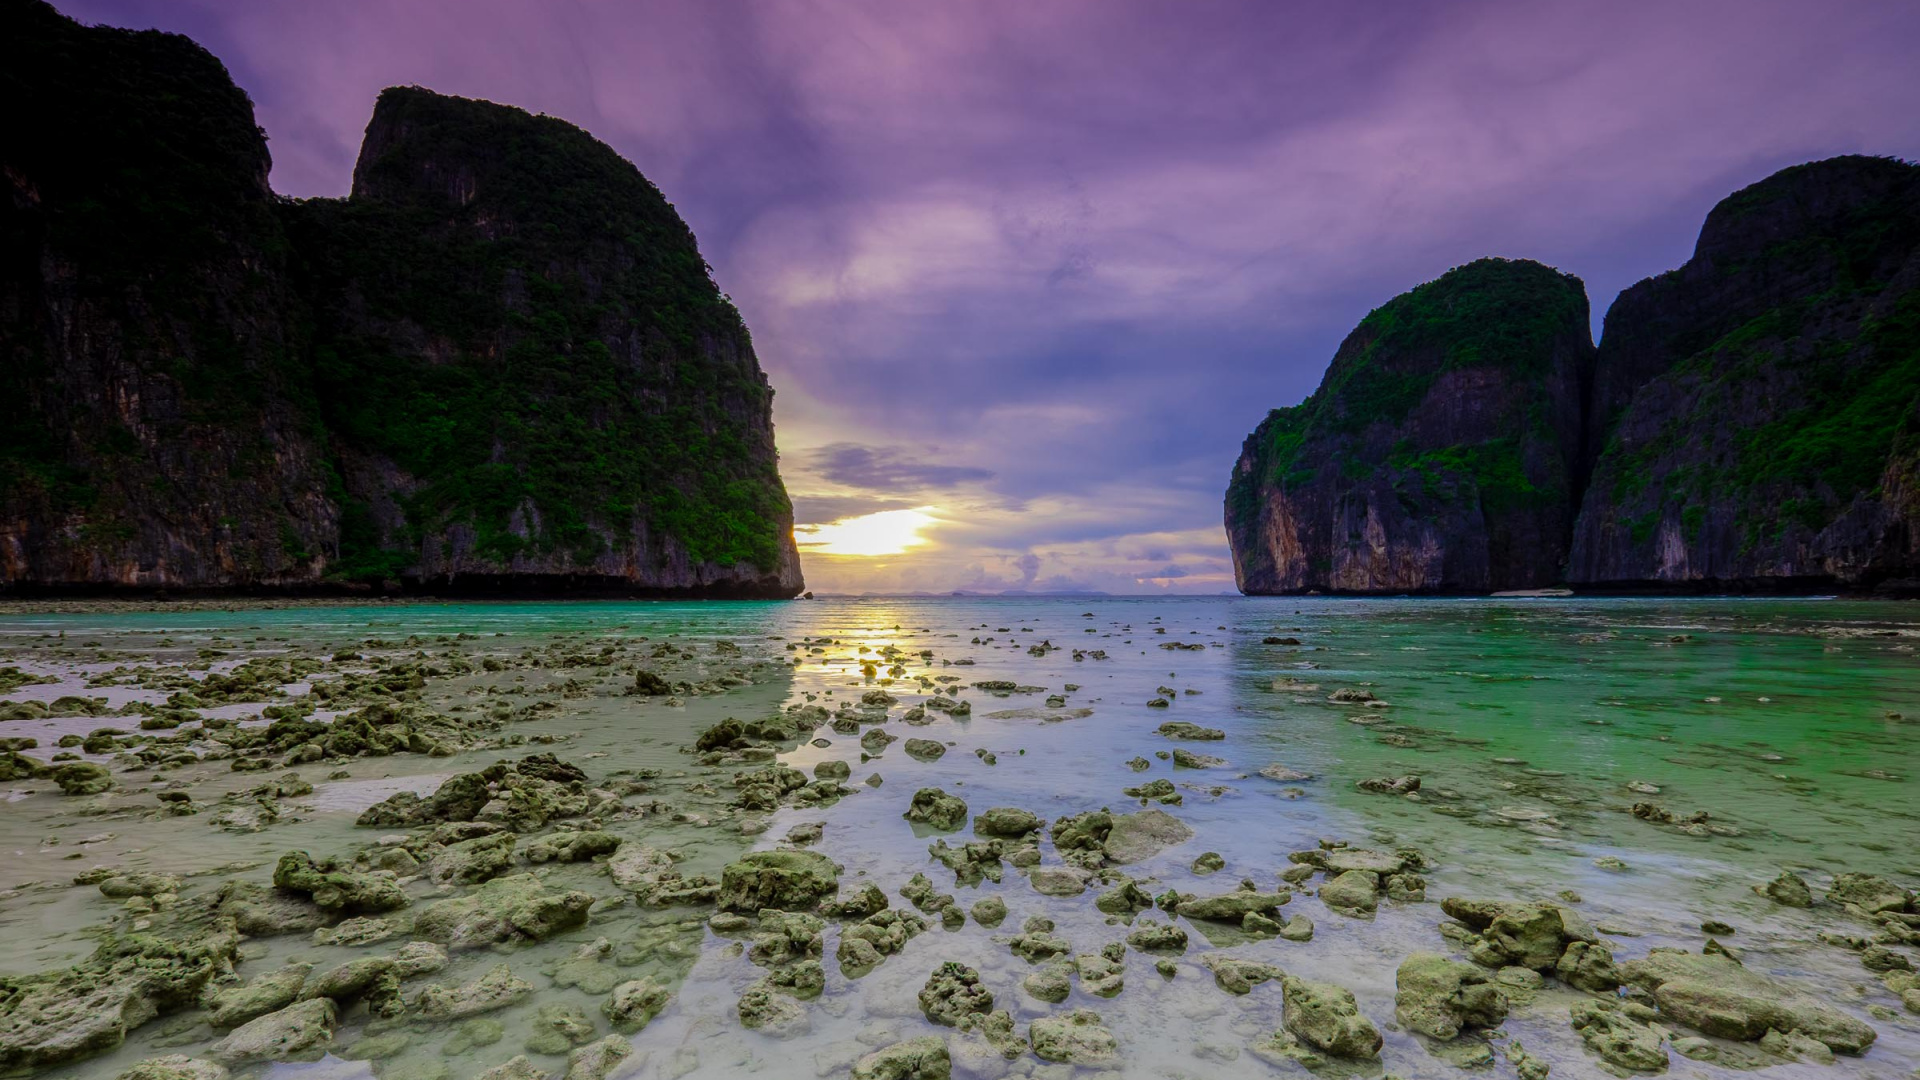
[794, 507, 938, 557]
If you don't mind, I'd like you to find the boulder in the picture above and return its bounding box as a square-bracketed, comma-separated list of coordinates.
[206, 963, 311, 1029]
[716, 850, 840, 913]
[1101, 809, 1194, 864]
[904, 788, 969, 831]
[413, 874, 592, 949]
[973, 807, 1042, 838]
[1757, 870, 1814, 907]
[208, 998, 336, 1064]
[271, 852, 408, 914]
[1620, 949, 1875, 1055]
[413, 964, 532, 1021]
[1028, 1008, 1119, 1065]
[1281, 977, 1381, 1059]
[604, 977, 670, 1033]
[852, 1035, 951, 1080]
[1394, 953, 1508, 1040]
[1569, 999, 1667, 1072]
[1175, 888, 1289, 921]
[920, 962, 994, 1026]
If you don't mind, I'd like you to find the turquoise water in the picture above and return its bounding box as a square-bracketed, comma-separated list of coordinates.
[1, 596, 1916, 1079]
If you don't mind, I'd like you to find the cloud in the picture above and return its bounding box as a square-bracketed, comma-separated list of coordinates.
[802, 443, 994, 491]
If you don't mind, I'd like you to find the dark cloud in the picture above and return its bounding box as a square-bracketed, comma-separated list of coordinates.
[803, 443, 994, 491]
[55, 0, 1920, 592]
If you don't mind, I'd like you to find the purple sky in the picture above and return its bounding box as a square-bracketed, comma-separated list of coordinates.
[61, 0, 1920, 593]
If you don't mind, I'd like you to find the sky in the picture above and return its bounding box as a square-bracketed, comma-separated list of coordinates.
[61, 0, 1920, 595]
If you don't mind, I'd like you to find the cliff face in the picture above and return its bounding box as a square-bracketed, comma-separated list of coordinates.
[1569, 157, 1920, 590]
[1226, 259, 1595, 594]
[1228, 156, 1920, 595]
[0, 1, 337, 589]
[0, 3, 801, 597]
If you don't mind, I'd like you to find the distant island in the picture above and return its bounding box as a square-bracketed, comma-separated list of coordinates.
[1227, 156, 1920, 596]
[1, 1, 803, 599]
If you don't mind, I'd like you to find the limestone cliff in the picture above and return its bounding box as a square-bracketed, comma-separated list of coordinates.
[0, 3, 802, 597]
[1228, 157, 1920, 595]
[1569, 156, 1920, 591]
[1225, 259, 1595, 594]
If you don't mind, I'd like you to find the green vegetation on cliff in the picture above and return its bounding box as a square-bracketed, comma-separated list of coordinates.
[1, 5, 800, 594]
[291, 89, 790, 577]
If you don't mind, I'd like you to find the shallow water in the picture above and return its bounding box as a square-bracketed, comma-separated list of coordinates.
[1, 596, 1916, 1080]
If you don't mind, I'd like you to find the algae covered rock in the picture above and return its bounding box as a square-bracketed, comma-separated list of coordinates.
[412, 873, 592, 948]
[114, 1057, 229, 1080]
[716, 850, 840, 913]
[0, 930, 239, 1072]
[973, 807, 1042, 838]
[1757, 870, 1814, 908]
[50, 761, 112, 795]
[605, 977, 670, 1033]
[207, 963, 312, 1029]
[1175, 887, 1289, 922]
[1395, 953, 1508, 1040]
[1029, 1008, 1119, 1065]
[904, 788, 969, 831]
[565, 1034, 632, 1080]
[272, 851, 408, 914]
[1569, 999, 1667, 1072]
[1101, 809, 1194, 864]
[208, 997, 337, 1064]
[413, 964, 532, 1021]
[852, 1035, 951, 1080]
[1319, 870, 1380, 917]
[1281, 976, 1381, 1059]
[1620, 948, 1876, 1055]
[1441, 896, 1596, 971]
[1828, 872, 1913, 915]
[920, 962, 994, 1026]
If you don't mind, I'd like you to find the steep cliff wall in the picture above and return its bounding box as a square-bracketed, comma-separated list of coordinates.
[288, 88, 803, 596]
[0, 1, 336, 589]
[1569, 157, 1920, 591]
[1228, 157, 1920, 596]
[1226, 259, 1595, 594]
[0, 3, 801, 597]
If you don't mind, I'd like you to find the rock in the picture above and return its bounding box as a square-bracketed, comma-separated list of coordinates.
[1022, 963, 1073, 1003]
[476, 1058, 549, 1080]
[1155, 722, 1224, 740]
[605, 977, 670, 1033]
[1620, 949, 1876, 1055]
[414, 874, 593, 948]
[426, 832, 516, 885]
[1394, 953, 1508, 1039]
[716, 850, 840, 913]
[920, 962, 994, 1026]
[1029, 1009, 1119, 1065]
[1175, 888, 1289, 921]
[904, 739, 946, 761]
[1281, 977, 1381, 1059]
[1126, 920, 1187, 951]
[1202, 954, 1283, 995]
[524, 1001, 596, 1055]
[1829, 872, 1912, 914]
[1441, 897, 1596, 971]
[51, 762, 112, 795]
[526, 830, 621, 864]
[970, 896, 1007, 927]
[823, 882, 889, 919]
[305, 956, 402, 1016]
[1280, 914, 1313, 941]
[1029, 866, 1091, 897]
[1170, 748, 1225, 768]
[1757, 870, 1814, 907]
[564, 1034, 632, 1080]
[1556, 939, 1622, 992]
[737, 982, 808, 1036]
[1075, 952, 1124, 997]
[973, 807, 1042, 838]
[1319, 870, 1379, 916]
[97, 873, 182, 899]
[852, 1035, 951, 1080]
[1101, 809, 1194, 864]
[413, 964, 533, 1021]
[208, 998, 337, 1064]
[391, 941, 449, 979]
[904, 788, 969, 831]
[1190, 851, 1224, 874]
[207, 963, 312, 1029]
[1259, 765, 1313, 782]
[1569, 999, 1667, 1072]
[1356, 775, 1420, 795]
[271, 851, 408, 914]
[114, 1057, 229, 1080]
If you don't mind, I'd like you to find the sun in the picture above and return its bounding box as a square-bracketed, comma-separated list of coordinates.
[795, 507, 938, 557]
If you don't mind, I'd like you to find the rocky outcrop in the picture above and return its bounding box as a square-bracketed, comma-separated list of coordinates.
[1229, 157, 1920, 595]
[0, 2, 801, 598]
[1569, 156, 1920, 592]
[1226, 259, 1595, 594]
